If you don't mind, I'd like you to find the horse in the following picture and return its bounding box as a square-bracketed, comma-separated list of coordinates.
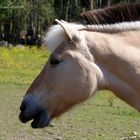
[19, 3, 140, 129]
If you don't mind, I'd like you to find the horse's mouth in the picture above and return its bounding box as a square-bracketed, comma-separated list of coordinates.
[19, 111, 51, 129]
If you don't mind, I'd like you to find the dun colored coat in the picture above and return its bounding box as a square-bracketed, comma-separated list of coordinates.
[19, 3, 140, 129]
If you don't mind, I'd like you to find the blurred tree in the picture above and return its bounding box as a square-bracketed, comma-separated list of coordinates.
[0, 0, 140, 45]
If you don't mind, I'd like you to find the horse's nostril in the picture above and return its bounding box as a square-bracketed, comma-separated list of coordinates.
[20, 101, 26, 112]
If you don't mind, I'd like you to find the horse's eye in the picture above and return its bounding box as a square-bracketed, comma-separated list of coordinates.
[50, 57, 60, 66]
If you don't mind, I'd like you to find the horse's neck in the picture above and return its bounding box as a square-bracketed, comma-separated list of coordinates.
[85, 30, 140, 111]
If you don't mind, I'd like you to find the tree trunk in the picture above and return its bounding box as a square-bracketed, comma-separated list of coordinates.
[70, 0, 79, 20]
[90, 0, 97, 10]
[108, 0, 111, 6]
[65, 0, 70, 20]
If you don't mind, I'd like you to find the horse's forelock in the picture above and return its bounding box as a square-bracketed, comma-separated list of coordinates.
[44, 25, 66, 52]
[44, 23, 85, 53]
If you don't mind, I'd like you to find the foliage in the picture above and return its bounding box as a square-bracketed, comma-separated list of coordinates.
[0, 0, 140, 45]
[0, 47, 49, 86]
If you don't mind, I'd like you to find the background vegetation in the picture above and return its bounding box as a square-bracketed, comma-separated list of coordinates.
[0, 0, 140, 45]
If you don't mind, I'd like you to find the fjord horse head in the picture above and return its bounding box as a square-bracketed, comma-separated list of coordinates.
[19, 20, 102, 128]
[19, 3, 140, 129]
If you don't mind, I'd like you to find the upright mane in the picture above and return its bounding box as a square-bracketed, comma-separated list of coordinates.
[44, 21, 140, 53]
[44, 23, 85, 52]
[45, 3, 140, 52]
[81, 3, 140, 24]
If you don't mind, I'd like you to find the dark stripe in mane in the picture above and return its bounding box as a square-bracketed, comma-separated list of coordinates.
[81, 3, 140, 25]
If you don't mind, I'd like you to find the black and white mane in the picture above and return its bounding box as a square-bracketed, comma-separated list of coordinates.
[81, 3, 140, 25]
[44, 3, 140, 52]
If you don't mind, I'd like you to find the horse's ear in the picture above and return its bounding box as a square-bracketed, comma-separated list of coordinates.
[55, 19, 80, 42]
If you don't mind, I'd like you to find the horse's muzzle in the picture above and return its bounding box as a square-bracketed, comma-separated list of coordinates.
[19, 95, 51, 128]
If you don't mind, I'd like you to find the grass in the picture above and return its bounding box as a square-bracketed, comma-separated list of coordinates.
[0, 47, 49, 87]
[0, 47, 140, 140]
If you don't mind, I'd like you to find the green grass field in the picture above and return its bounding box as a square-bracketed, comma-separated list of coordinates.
[0, 47, 140, 140]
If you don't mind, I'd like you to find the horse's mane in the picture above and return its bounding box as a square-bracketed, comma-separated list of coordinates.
[81, 3, 140, 24]
[44, 21, 140, 52]
[45, 3, 140, 52]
